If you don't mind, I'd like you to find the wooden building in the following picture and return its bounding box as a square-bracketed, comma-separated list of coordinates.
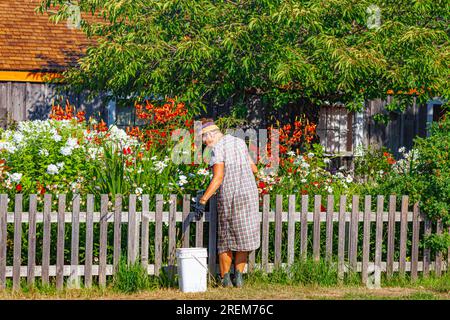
[0, 0, 109, 128]
[316, 97, 446, 160]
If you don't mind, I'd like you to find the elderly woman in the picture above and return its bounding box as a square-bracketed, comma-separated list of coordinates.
[195, 119, 260, 288]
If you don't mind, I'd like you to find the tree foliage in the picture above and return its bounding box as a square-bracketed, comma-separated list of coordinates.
[37, 0, 450, 112]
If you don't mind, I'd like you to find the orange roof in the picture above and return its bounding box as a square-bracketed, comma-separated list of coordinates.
[0, 0, 98, 72]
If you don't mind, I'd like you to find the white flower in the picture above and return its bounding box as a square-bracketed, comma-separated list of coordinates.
[60, 146, 73, 156]
[39, 148, 49, 156]
[46, 164, 59, 175]
[56, 162, 64, 169]
[287, 151, 296, 157]
[66, 137, 78, 148]
[307, 152, 314, 158]
[398, 146, 406, 154]
[345, 175, 353, 183]
[326, 185, 333, 194]
[335, 172, 344, 179]
[151, 156, 157, 161]
[12, 132, 24, 144]
[378, 170, 384, 176]
[53, 134, 62, 142]
[178, 175, 188, 186]
[301, 178, 307, 183]
[301, 162, 310, 169]
[135, 187, 143, 195]
[0, 141, 17, 154]
[324, 158, 331, 164]
[154, 161, 167, 173]
[197, 168, 209, 176]
[9, 173, 22, 183]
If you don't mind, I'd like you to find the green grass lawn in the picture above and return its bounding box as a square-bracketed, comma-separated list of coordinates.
[1, 260, 448, 300]
[0, 282, 448, 300]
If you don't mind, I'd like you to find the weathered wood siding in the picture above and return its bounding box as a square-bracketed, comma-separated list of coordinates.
[363, 98, 428, 157]
[0, 82, 107, 128]
[317, 99, 429, 158]
[0, 82, 433, 157]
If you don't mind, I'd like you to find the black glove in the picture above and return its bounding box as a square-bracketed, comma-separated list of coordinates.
[192, 201, 206, 221]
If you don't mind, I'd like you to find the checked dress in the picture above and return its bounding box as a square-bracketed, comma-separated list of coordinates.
[209, 134, 260, 254]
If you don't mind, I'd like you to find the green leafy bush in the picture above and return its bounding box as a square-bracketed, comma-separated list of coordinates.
[362, 112, 450, 251]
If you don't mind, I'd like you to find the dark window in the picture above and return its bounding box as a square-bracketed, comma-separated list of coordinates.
[317, 106, 353, 155]
[432, 104, 444, 122]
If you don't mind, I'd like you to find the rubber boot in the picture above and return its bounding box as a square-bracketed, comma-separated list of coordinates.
[221, 272, 233, 287]
[234, 270, 244, 288]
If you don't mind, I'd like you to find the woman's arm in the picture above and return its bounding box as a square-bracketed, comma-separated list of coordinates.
[200, 163, 225, 204]
[249, 154, 258, 174]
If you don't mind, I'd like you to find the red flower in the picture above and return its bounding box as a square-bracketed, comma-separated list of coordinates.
[320, 204, 326, 212]
[122, 147, 132, 155]
[258, 181, 266, 189]
[15, 184, 22, 192]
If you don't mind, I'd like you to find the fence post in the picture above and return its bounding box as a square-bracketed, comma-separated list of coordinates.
[435, 219, 443, 277]
[41, 193, 52, 285]
[182, 194, 191, 248]
[349, 195, 359, 272]
[275, 195, 283, 268]
[337, 195, 346, 281]
[374, 195, 384, 288]
[56, 194, 65, 290]
[313, 195, 321, 261]
[99, 194, 108, 288]
[84, 194, 94, 288]
[325, 195, 334, 262]
[168, 194, 177, 281]
[423, 217, 431, 278]
[300, 195, 308, 260]
[128, 194, 137, 264]
[13, 194, 22, 291]
[362, 195, 371, 284]
[68, 194, 80, 289]
[208, 195, 218, 279]
[411, 202, 420, 281]
[0, 194, 7, 290]
[141, 194, 150, 272]
[387, 195, 396, 279]
[195, 193, 204, 248]
[262, 194, 270, 273]
[27, 194, 37, 287]
[113, 194, 122, 273]
[287, 195, 296, 266]
[154, 194, 163, 276]
[399, 196, 409, 277]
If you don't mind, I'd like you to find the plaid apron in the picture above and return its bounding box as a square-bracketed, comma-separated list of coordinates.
[209, 134, 260, 254]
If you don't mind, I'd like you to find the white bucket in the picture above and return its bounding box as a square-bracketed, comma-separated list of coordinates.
[176, 247, 208, 293]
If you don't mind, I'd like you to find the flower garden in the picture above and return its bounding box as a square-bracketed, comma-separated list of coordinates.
[0, 98, 449, 224]
[0, 97, 449, 300]
[0, 98, 449, 249]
